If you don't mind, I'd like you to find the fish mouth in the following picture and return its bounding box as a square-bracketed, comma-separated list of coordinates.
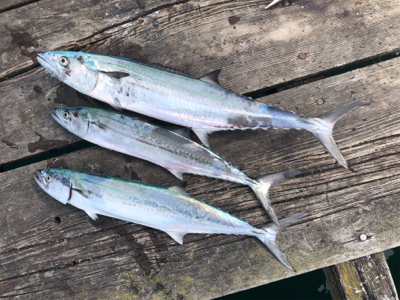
[52, 110, 60, 122]
[34, 170, 48, 189]
[37, 53, 61, 79]
[51, 109, 65, 127]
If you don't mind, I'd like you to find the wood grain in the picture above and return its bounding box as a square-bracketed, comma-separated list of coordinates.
[1, 56, 400, 296]
[2, 50, 400, 171]
[1, 0, 400, 298]
[2, 0, 400, 165]
[0, 134, 399, 298]
[0, 0, 39, 13]
[0, 0, 187, 79]
[324, 252, 399, 300]
[1, 0, 400, 91]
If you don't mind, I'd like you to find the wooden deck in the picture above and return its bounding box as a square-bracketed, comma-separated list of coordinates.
[1, 0, 399, 299]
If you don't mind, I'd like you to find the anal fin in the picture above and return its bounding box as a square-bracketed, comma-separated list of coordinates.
[86, 211, 98, 220]
[169, 185, 190, 197]
[192, 128, 215, 147]
[169, 169, 184, 180]
[166, 231, 185, 245]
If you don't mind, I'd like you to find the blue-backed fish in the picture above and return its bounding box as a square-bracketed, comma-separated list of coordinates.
[37, 51, 371, 169]
[52, 106, 302, 225]
[34, 169, 307, 271]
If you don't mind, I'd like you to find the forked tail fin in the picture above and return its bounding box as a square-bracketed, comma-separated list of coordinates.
[309, 100, 371, 169]
[250, 171, 303, 226]
[258, 213, 308, 271]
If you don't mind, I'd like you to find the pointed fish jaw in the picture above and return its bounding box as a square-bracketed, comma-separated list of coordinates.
[37, 52, 65, 80]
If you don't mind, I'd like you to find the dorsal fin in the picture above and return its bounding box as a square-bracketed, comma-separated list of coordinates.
[199, 69, 221, 86]
[144, 63, 189, 77]
[110, 56, 189, 77]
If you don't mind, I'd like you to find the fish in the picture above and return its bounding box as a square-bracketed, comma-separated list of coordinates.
[34, 168, 308, 270]
[52, 106, 302, 225]
[37, 51, 371, 169]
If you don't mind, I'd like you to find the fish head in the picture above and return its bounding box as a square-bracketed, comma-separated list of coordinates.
[52, 107, 92, 138]
[34, 169, 73, 204]
[37, 51, 98, 94]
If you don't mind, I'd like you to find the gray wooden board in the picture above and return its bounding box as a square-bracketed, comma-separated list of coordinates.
[0, 0, 185, 78]
[2, 0, 400, 165]
[2, 47, 400, 169]
[1, 0, 400, 92]
[324, 252, 399, 300]
[1, 58, 400, 298]
[1, 135, 400, 298]
[0, 0, 38, 13]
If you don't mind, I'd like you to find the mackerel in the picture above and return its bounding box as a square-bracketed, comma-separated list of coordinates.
[52, 106, 302, 225]
[34, 168, 307, 271]
[37, 51, 371, 169]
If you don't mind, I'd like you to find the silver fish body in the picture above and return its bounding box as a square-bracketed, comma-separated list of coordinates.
[37, 51, 371, 169]
[52, 107, 301, 225]
[34, 169, 307, 270]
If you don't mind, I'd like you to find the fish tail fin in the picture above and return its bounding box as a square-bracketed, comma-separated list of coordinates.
[250, 171, 303, 226]
[257, 213, 308, 271]
[309, 100, 371, 169]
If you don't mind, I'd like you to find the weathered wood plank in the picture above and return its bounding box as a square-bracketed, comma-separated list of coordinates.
[1, 56, 400, 297]
[2, 0, 400, 165]
[0, 0, 39, 13]
[2, 0, 400, 91]
[1, 135, 399, 298]
[2, 48, 400, 170]
[0, 0, 187, 79]
[324, 252, 399, 300]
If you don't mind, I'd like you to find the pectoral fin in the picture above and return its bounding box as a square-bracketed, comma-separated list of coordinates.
[86, 211, 98, 220]
[169, 185, 190, 197]
[100, 71, 130, 79]
[166, 231, 185, 245]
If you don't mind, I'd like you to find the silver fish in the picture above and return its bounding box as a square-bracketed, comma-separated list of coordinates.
[37, 51, 371, 169]
[34, 168, 307, 270]
[52, 106, 301, 225]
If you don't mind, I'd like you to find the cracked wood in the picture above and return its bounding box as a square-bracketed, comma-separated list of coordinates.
[0, 133, 399, 298]
[324, 252, 399, 300]
[2, 52, 400, 168]
[1, 56, 400, 297]
[1, 0, 400, 89]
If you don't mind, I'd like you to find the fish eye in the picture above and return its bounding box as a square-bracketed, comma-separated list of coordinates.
[63, 111, 70, 119]
[58, 56, 69, 66]
[46, 175, 52, 182]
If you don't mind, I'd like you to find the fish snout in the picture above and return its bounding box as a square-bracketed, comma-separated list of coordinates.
[34, 169, 48, 189]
